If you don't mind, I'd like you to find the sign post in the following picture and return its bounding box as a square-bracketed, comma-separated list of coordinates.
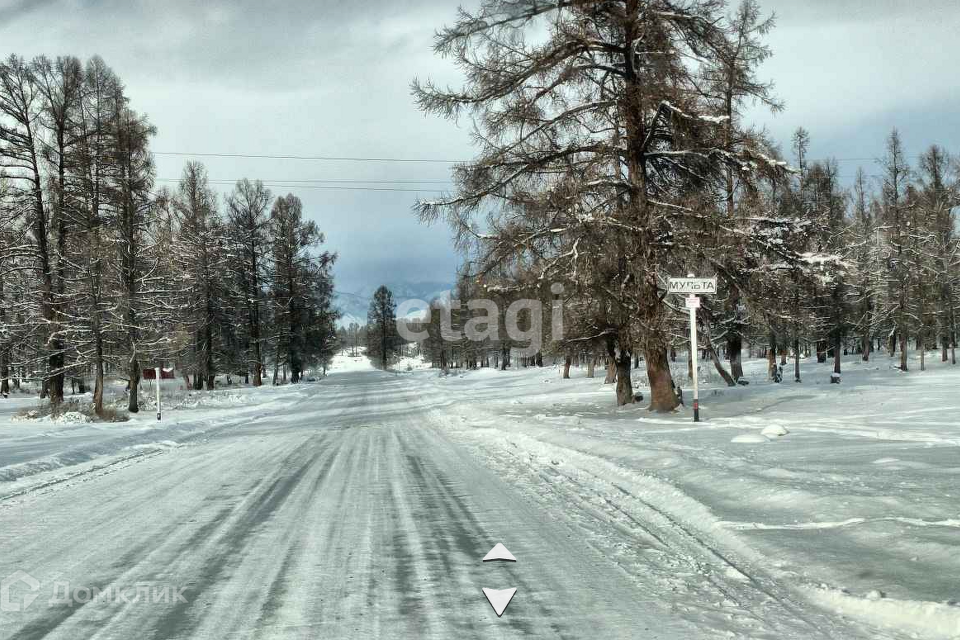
[668, 275, 717, 423]
[155, 367, 161, 421]
[685, 294, 701, 421]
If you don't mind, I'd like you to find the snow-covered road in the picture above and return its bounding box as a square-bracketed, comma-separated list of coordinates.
[0, 365, 695, 639]
[0, 355, 954, 639]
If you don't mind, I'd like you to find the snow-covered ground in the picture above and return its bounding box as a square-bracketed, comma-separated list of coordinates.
[0, 380, 313, 495]
[0, 351, 956, 638]
[417, 353, 960, 639]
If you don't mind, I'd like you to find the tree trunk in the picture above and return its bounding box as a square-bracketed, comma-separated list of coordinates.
[380, 319, 387, 370]
[833, 333, 841, 375]
[0, 351, 8, 397]
[794, 338, 802, 382]
[128, 353, 140, 413]
[93, 361, 105, 417]
[48, 107, 72, 411]
[92, 308, 106, 414]
[0, 256, 6, 397]
[899, 330, 908, 371]
[253, 348, 262, 386]
[615, 352, 634, 406]
[203, 323, 215, 389]
[586, 357, 595, 378]
[728, 332, 743, 380]
[249, 236, 263, 386]
[603, 360, 616, 384]
[703, 329, 735, 387]
[645, 346, 678, 412]
[709, 345, 735, 387]
[919, 333, 925, 372]
[562, 355, 571, 379]
[767, 334, 777, 380]
[290, 355, 301, 383]
[19, 112, 58, 404]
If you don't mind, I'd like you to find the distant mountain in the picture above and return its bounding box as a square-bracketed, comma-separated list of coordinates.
[334, 281, 453, 327]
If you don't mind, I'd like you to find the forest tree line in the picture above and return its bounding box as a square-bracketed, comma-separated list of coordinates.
[0, 54, 339, 416]
[413, 0, 959, 408]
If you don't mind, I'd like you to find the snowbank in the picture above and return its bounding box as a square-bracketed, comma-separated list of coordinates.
[730, 432, 769, 443]
[806, 586, 960, 639]
[761, 424, 789, 437]
[410, 352, 960, 639]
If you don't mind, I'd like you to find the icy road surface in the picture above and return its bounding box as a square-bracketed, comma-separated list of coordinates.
[0, 354, 954, 639]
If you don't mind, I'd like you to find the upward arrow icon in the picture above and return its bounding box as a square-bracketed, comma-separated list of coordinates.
[482, 542, 516, 562]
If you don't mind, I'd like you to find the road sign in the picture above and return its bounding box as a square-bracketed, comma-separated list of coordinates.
[668, 277, 717, 295]
[669, 275, 717, 423]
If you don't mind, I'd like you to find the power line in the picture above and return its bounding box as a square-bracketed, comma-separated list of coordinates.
[157, 178, 452, 185]
[152, 178, 449, 193]
[829, 155, 921, 162]
[200, 178, 452, 185]
[152, 151, 465, 163]
[140, 147, 926, 192]
[150, 149, 925, 167]
[247, 185, 446, 193]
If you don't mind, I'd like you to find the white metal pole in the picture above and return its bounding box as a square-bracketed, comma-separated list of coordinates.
[689, 298, 700, 422]
[155, 367, 161, 421]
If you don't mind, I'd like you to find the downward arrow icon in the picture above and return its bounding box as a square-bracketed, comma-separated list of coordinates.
[482, 587, 517, 617]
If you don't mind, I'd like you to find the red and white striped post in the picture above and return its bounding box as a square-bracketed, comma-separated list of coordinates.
[686, 293, 701, 422]
[668, 275, 717, 423]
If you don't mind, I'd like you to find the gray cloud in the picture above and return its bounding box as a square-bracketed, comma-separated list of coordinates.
[0, 0, 956, 292]
[747, 0, 960, 168]
[759, 0, 959, 26]
[0, 0, 58, 22]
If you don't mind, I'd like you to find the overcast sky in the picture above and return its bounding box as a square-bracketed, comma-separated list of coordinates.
[0, 0, 957, 292]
